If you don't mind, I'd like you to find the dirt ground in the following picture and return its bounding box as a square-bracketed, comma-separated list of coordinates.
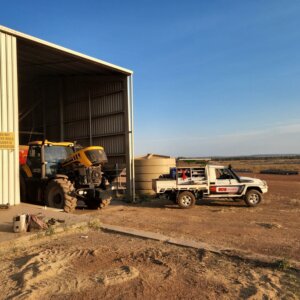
[0, 229, 299, 300]
[95, 174, 300, 263]
[1, 173, 299, 299]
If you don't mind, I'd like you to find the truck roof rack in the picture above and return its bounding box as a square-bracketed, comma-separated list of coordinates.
[176, 158, 211, 167]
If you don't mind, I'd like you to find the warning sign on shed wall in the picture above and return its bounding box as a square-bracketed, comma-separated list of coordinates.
[0, 132, 15, 149]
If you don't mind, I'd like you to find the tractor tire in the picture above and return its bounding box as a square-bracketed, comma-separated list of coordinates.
[244, 189, 262, 207]
[45, 178, 77, 213]
[177, 191, 196, 209]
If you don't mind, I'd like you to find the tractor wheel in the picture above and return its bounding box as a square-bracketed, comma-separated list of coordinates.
[45, 178, 77, 213]
[177, 191, 196, 209]
[244, 189, 262, 207]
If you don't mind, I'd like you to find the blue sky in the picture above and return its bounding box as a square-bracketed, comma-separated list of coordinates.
[1, 1, 300, 156]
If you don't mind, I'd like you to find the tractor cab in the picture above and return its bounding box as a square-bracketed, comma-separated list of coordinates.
[24, 141, 75, 178]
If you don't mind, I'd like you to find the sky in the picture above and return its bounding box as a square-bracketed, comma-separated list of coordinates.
[0, 1, 300, 156]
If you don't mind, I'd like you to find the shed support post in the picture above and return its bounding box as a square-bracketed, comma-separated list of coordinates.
[126, 75, 135, 202]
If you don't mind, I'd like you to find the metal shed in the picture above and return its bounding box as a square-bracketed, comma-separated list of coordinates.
[0, 25, 134, 206]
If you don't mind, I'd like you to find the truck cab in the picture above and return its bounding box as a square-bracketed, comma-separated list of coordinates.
[206, 165, 268, 198]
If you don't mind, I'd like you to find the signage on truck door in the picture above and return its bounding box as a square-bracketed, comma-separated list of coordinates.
[210, 186, 241, 194]
[0, 132, 14, 149]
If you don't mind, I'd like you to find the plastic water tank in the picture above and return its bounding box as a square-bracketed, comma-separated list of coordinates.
[135, 154, 176, 197]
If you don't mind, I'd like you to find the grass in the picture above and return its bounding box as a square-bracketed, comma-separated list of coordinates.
[88, 219, 102, 230]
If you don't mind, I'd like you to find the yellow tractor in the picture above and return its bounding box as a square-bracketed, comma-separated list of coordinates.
[20, 140, 111, 212]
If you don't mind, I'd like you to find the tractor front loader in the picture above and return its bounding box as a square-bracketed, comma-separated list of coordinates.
[20, 140, 111, 212]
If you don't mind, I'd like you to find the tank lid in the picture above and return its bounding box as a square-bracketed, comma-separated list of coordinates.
[135, 153, 173, 160]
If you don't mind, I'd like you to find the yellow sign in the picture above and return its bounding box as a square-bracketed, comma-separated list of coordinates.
[0, 132, 15, 149]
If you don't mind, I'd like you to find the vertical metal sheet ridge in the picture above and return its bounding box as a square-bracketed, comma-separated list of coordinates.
[0, 32, 19, 205]
[12, 36, 20, 205]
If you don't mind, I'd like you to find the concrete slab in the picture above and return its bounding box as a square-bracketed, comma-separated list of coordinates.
[0, 203, 92, 244]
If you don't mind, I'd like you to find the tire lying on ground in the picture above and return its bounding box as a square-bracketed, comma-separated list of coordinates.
[177, 191, 196, 209]
[244, 189, 262, 207]
[45, 178, 77, 213]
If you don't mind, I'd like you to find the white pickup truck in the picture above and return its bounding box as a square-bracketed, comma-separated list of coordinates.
[153, 163, 268, 208]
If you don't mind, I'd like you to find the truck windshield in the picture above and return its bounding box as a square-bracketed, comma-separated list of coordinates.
[85, 149, 108, 165]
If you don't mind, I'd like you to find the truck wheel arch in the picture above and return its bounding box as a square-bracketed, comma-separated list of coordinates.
[245, 186, 262, 194]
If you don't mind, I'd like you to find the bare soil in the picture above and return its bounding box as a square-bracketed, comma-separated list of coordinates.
[96, 174, 300, 262]
[1, 173, 299, 299]
[0, 230, 299, 300]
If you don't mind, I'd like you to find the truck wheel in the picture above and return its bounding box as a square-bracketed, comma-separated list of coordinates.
[178, 191, 196, 209]
[45, 178, 77, 213]
[244, 190, 262, 207]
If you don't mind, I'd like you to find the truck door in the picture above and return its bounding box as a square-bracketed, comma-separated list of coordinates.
[211, 168, 241, 194]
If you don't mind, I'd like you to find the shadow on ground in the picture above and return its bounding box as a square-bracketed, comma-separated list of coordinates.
[122, 198, 247, 210]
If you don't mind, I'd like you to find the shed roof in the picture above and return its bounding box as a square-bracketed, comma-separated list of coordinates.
[0, 25, 133, 76]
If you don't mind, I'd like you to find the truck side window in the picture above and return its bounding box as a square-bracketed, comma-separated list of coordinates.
[216, 168, 234, 180]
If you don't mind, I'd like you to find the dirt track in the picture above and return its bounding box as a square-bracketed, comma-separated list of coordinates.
[96, 174, 300, 262]
[0, 230, 299, 300]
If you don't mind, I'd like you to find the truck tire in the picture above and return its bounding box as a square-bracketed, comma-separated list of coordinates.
[45, 178, 77, 213]
[177, 191, 196, 209]
[244, 189, 262, 207]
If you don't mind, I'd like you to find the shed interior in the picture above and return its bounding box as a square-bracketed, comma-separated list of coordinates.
[17, 37, 129, 165]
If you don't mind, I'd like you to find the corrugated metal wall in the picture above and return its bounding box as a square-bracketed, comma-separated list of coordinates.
[20, 77, 128, 166]
[64, 78, 127, 164]
[0, 32, 20, 205]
